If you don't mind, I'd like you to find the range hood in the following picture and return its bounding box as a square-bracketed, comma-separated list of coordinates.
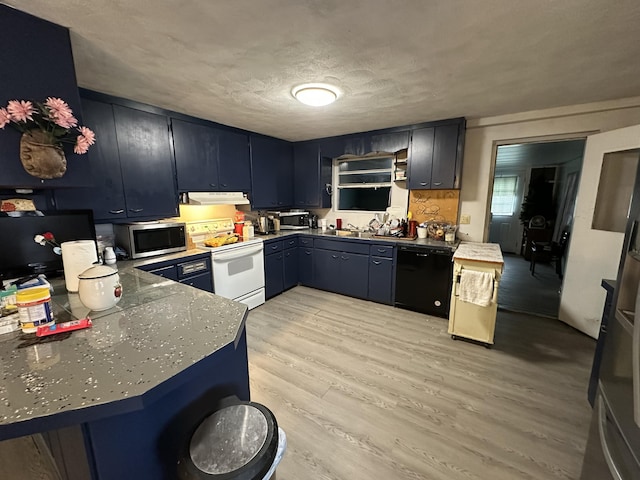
[182, 192, 250, 205]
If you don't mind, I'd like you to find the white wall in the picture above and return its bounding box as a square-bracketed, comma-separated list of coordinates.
[459, 96, 640, 338]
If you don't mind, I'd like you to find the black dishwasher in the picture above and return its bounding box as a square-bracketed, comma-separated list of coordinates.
[395, 245, 453, 318]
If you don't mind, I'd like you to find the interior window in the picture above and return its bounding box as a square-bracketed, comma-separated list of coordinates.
[491, 175, 519, 216]
[335, 156, 393, 211]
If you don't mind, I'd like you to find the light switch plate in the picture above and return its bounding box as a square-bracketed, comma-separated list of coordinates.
[460, 214, 471, 224]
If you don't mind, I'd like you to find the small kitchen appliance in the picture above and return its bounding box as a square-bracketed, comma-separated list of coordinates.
[308, 214, 319, 229]
[256, 214, 276, 235]
[272, 211, 309, 230]
[114, 222, 186, 259]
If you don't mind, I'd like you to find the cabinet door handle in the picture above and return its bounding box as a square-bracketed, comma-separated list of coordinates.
[331, 254, 339, 259]
[305, 250, 312, 255]
[341, 256, 349, 261]
[420, 182, 428, 186]
[109, 209, 124, 214]
[129, 208, 144, 213]
[271, 245, 279, 250]
[209, 183, 217, 187]
[433, 182, 442, 186]
[221, 183, 228, 187]
[373, 260, 381, 265]
[377, 248, 386, 253]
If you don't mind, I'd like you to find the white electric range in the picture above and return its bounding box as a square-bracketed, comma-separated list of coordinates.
[187, 219, 265, 309]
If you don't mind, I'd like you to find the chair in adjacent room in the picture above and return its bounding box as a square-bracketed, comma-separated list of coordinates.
[530, 229, 570, 278]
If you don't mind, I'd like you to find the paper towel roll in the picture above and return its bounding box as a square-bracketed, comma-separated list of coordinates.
[61, 240, 98, 292]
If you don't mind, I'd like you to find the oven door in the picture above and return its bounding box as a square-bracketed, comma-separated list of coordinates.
[211, 243, 265, 300]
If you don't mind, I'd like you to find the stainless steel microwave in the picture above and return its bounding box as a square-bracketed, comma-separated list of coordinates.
[274, 211, 309, 230]
[113, 222, 187, 259]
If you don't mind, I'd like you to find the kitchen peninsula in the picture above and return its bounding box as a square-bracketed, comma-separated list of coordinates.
[0, 257, 250, 480]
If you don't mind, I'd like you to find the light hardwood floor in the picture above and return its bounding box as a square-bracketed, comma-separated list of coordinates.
[247, 286, 596, 480]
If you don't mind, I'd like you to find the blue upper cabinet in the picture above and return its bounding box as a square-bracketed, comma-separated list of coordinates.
[250, 135, 293, 209]
[0, 5, 90, 188]
[293, 141, 331, 209]
[408, 119, 465, 190]
[218, 129, 251, 193]
[54, 98, 127, 220]
[408, 127, 435, 189]
[173, 118, 220, 191]
[113, 105, 178, 219]
[58, 97, 178, 221]
[173, 119, 251, 193]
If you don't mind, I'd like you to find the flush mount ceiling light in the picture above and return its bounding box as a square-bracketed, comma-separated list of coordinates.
[292, 83, 339, 107]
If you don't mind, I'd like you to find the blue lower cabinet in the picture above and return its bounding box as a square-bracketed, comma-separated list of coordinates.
[283, 248, 299, 290]
[265, 252, 284, 299]
[368, 257, 394, 305]
[340, 253, 369, 299]
[137, 254, 213, 293]
[298, 248, 314, 286]
[314, 249, 340, 292]
[313, 249, 369, 299]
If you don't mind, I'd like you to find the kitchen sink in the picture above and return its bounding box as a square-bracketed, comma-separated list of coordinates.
[324, 230, 371, 238]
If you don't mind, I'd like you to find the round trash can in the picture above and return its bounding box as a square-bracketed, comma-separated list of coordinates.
[177, 401, 286, 480]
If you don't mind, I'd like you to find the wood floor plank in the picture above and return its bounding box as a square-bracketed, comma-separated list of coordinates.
[247, 286, 595, 480]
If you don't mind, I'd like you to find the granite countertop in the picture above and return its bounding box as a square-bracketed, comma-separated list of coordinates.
[453, 242, 504, 264]
[258, 229, 459, 250]
[0, 261, 247, 437]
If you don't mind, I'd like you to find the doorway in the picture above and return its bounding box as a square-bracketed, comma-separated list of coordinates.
[488, 139, 586, 318]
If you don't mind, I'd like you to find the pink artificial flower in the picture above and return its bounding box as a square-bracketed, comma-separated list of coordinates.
[74, 135, 91, 154]
[45, 97, 77, 128]
[45, 97, 73, 119]
[0, 108, 10, 129]
[54, 114, 78, 129]
[77, 126, 96, 145]
[7, 100, 34, 122]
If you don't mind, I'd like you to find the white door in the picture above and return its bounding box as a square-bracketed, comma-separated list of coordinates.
[488, 170, 527, 253]
[560, 124, 640, 338]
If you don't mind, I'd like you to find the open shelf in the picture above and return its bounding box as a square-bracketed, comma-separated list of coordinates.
[394, 149, 408, 182]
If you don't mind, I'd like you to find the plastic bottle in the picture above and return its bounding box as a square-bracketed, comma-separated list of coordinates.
[16, 286, 55, 333]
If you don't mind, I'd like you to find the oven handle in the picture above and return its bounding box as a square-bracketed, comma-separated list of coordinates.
[212, 244, 264, 262]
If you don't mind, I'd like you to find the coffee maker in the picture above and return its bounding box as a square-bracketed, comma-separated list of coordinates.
[308, 214, 319, 229]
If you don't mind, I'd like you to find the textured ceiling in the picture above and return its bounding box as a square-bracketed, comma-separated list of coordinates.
[5, 0, 640, 141]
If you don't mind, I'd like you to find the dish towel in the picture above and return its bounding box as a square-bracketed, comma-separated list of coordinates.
[459, 269, 494, 307]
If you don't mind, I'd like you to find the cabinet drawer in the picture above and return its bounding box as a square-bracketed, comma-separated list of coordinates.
[265, 240, 283, 255]
[298, 236, 313, 247]
[179, 272, 213, 292]
[313, 238, 370, 255]
[370, 244, 394, 258]
[177, 257, 211, 279]
[146, 264, 178, 281]
[283, 237, 299, 249]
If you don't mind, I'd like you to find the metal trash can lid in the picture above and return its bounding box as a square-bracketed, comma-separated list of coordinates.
[189, 404, 269, 475]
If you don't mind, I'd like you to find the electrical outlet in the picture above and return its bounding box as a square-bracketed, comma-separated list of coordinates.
[460, 214, 471, 224]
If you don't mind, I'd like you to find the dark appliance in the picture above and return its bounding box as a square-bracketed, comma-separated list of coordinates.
[580, 185, 640, 478]
[113, 222, 186, 259]
[395, 245, 453, 318]
[0, 210, 96, 280]
[309, 214, 318, 229]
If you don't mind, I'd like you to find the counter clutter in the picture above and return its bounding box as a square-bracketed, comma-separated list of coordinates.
[0, 260, 250, 480]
